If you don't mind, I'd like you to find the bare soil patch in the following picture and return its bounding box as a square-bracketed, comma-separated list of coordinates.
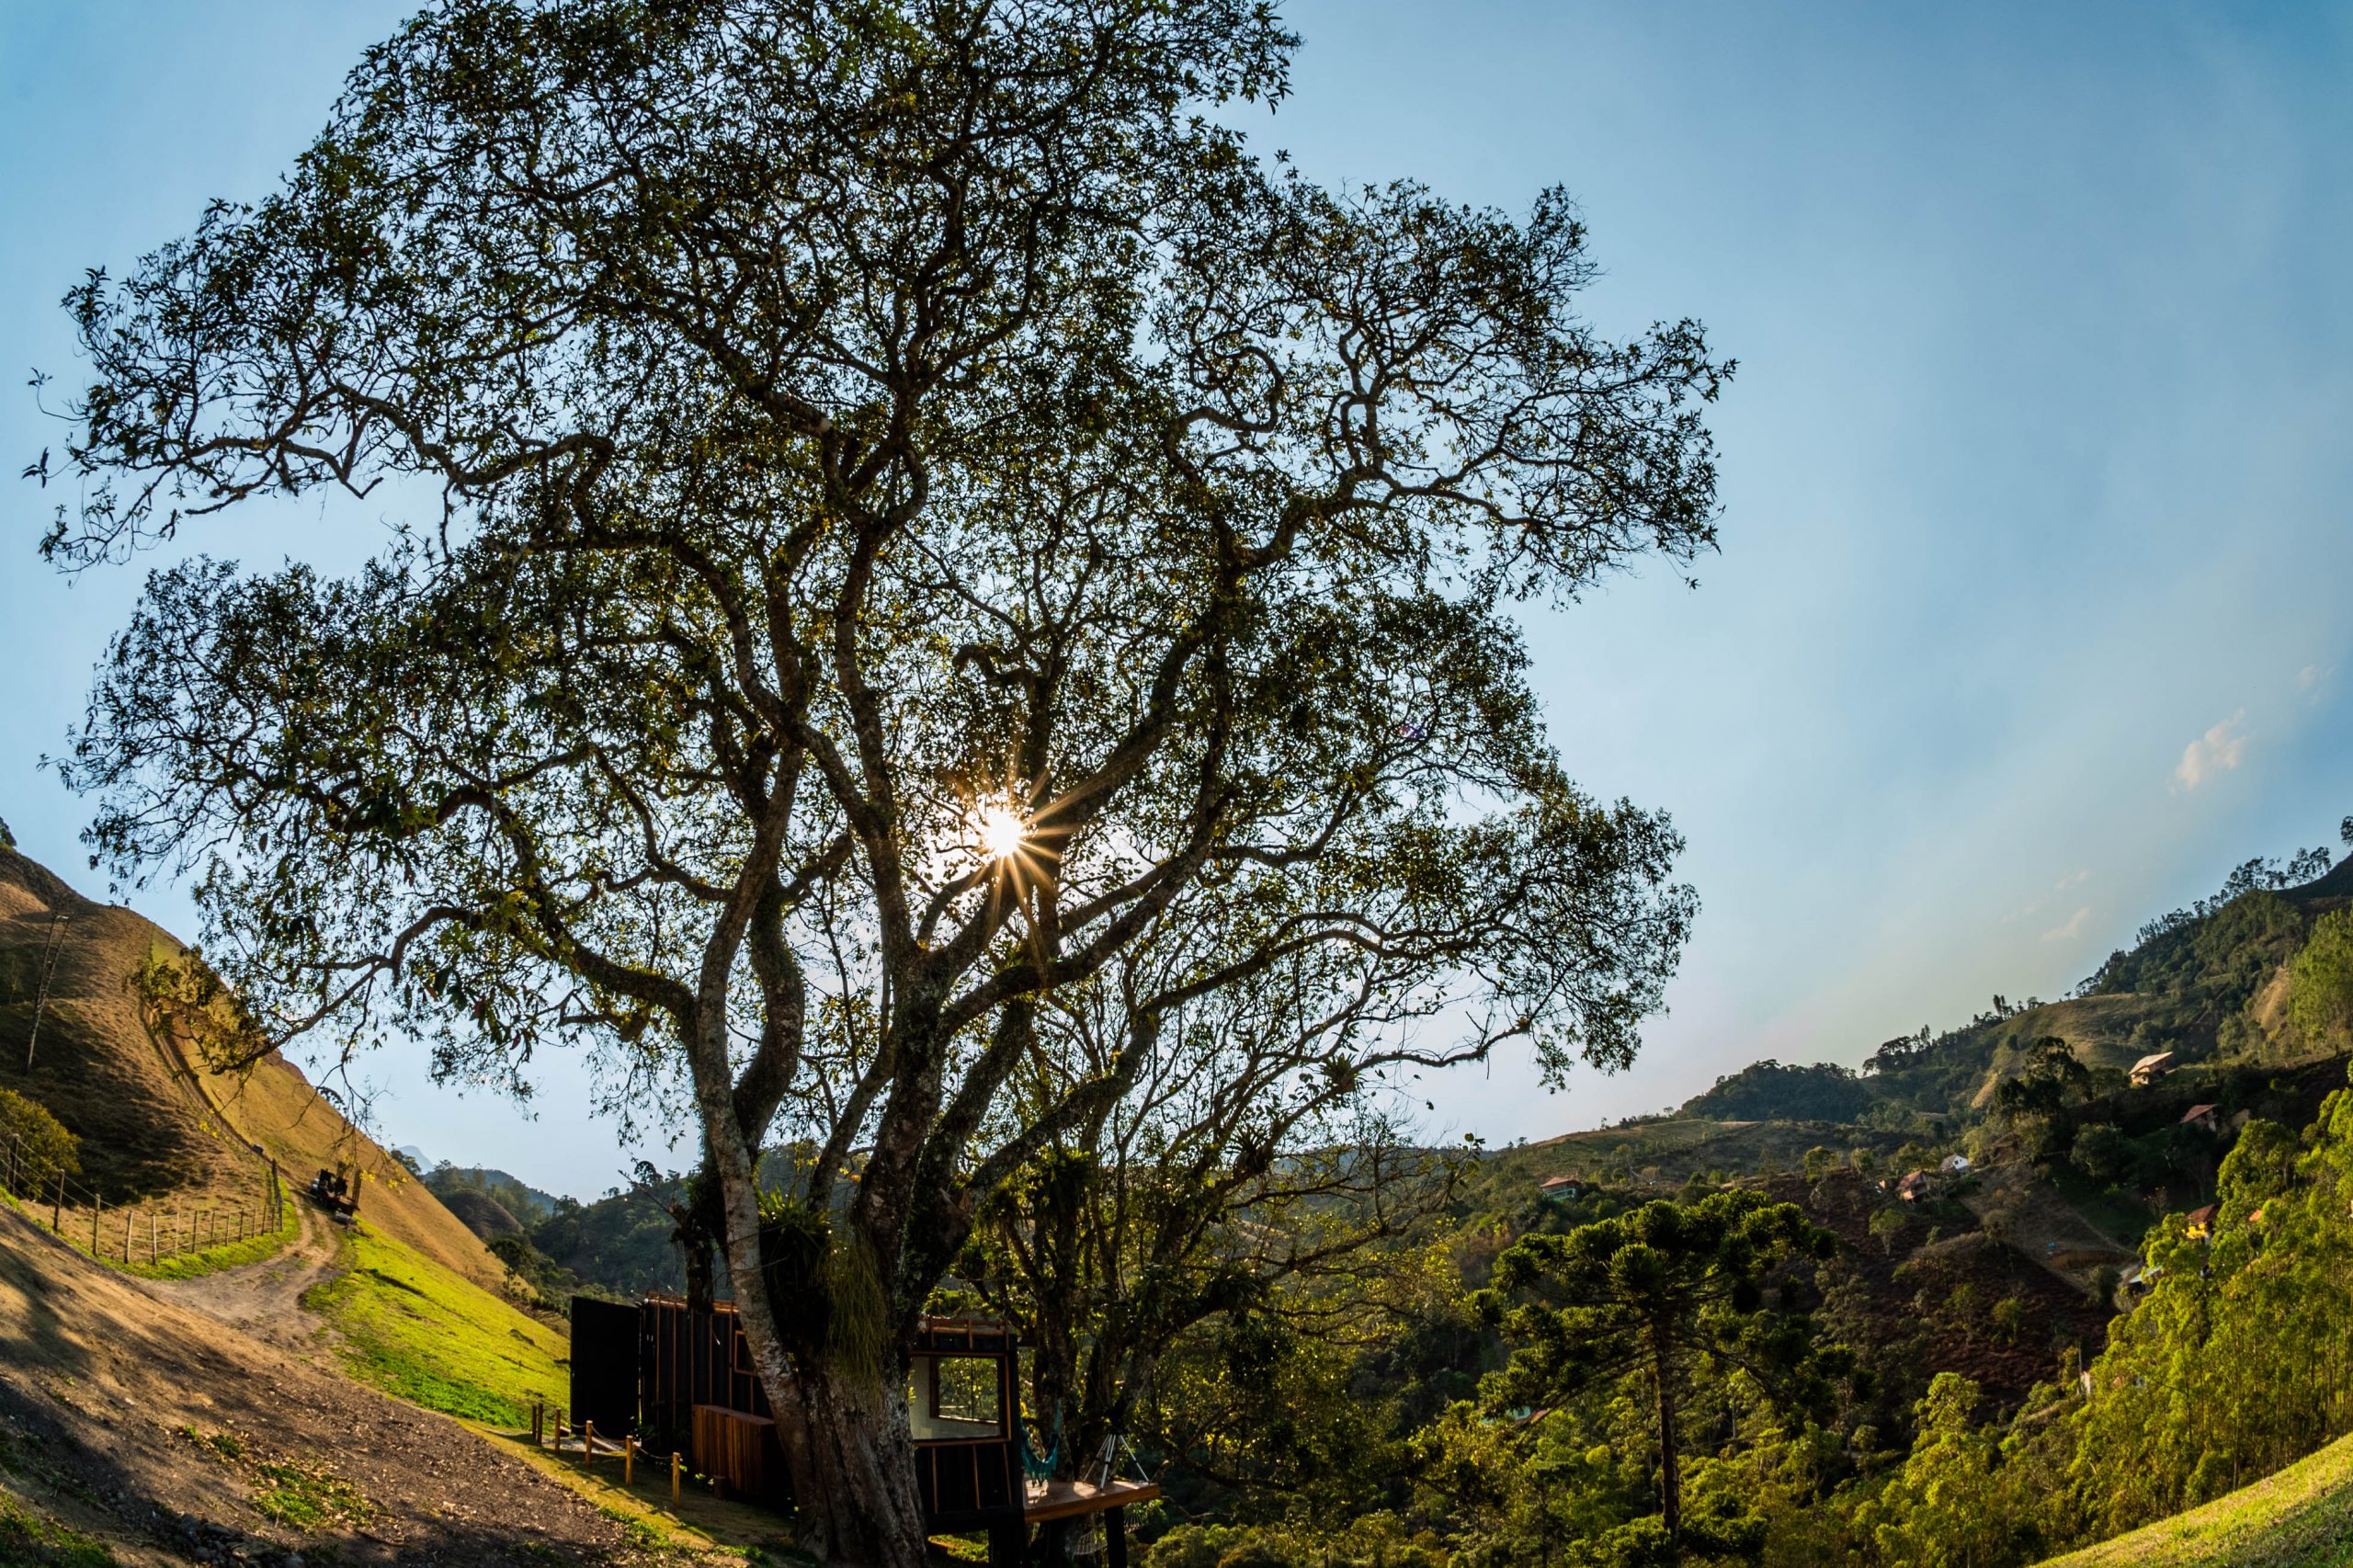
[0, 1202, 705, 1565]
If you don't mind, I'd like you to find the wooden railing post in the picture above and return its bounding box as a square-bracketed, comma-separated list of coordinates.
[52, 1170, 63, 1232]
[672, 1450, 682, 1502]
[625, 1435, 635, 1485]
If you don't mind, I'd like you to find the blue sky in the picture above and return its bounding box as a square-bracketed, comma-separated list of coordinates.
[4, 3, 2347, 1198]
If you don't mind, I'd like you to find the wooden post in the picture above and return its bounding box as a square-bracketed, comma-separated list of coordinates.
[149, 1209, 157, 1264]
[585, 1418, 597, 1461]
[672, 1450, 681, 1502]
[531, 1400, 542, 1447]
[92, 1195, 101, 1255]
[625, 1435, 635, 1485]
[52, 1170, 63, 1233]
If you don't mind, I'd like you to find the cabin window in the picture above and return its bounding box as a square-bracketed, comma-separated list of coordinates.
[932, 1357, 1000, 1425]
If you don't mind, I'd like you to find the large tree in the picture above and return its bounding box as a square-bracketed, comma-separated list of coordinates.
[40, 2, 1727, 1561]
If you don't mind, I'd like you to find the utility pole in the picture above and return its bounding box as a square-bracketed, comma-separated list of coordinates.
[24, 910, 70, 1071]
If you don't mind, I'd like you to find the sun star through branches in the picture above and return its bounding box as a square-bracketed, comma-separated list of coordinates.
[975, 800, 1029, 863]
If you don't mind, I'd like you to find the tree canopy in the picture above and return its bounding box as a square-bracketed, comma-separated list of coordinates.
[42, 2, 1728, 1559]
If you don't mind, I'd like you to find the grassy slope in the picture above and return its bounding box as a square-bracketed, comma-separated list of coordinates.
[305, 1223, 569, 1428]
[2040, 1429, 2353, 1567]
[0, 851, 275, 1209]
[0, 845, 514, 1295]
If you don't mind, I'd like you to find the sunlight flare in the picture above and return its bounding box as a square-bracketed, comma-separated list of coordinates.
[974, 800, 1029, 862]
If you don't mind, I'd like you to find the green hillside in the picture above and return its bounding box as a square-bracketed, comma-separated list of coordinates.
[1679, 846, 2353, 1135]
[304, 1225, 570, 1428]
[2038, 1427, 2353, 1567]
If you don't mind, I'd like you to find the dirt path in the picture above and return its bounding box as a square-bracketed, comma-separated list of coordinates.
[0, 1205, 706, 1566]
[137, 1198, 347, 1357]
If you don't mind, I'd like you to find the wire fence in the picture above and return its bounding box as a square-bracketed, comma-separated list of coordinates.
[0, 1131, 288, 1268]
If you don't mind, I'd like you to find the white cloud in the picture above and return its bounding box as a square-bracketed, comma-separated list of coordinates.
[2301, 664, 2334, 702]
[2052, 868, 2090, 893]
[2174, 710, 2248, 791]
[2041, 905, 2092, 942]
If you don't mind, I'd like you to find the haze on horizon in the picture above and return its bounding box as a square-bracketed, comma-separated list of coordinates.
[2, 0, 2347, 1200]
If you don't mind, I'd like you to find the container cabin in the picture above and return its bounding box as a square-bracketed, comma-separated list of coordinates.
[568, 1295, 1157, 1563]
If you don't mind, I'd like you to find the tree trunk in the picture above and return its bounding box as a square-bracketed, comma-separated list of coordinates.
[1652, 1324, 1682, 1557]
[774, 1358, 930, 1568]
[692, 999, 929, 1566]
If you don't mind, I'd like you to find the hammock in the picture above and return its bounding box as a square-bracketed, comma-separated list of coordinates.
[1014, 1405, 1062, 1483]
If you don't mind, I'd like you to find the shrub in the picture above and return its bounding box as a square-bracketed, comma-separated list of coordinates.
[0, 1088, 79, 1198]
[2072, 1122, 2131, 1183]
[1991, 1294, 2028, 1344]
[1146, 1526, 1238, 1568]
[1869, 1207, 1907, 1256]
[1217, 1545, 1296, 1568]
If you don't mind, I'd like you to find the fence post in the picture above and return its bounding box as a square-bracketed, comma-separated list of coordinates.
[93, 1195, 101, 1255]
[625, 1435, 635, 1485]
[149, 1208, 157, 1264]
[52, 1170, 63, 1232]
[585, 1418, 597, 1461]
[672, 1450, 682, 1502]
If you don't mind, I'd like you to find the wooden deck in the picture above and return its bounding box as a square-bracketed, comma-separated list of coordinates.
[1024, 1476, 1160, 1522]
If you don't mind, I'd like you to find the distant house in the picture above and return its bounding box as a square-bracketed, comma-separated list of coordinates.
[2130, 1051, 2177, 1086]
[2180, 1104, 2221, 1133]
[1940, 1154, 1972, 1176]
[1896, 1169, 1933, 1203]
[2185, 1203, 2219, 1240]
[1538, 1175, 1581, 1201]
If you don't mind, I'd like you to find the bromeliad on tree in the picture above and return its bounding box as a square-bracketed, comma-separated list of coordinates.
[42, 2, 1728, 1561]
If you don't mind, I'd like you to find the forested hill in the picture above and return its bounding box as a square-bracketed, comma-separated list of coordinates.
[1677, 839, 2353, 1133]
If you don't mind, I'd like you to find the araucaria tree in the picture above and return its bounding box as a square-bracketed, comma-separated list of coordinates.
[1483, 1192, 1837, 1558]
[40, 3, 1727, 1561]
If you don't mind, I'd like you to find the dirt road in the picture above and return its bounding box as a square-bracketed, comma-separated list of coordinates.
[136, 1198, 346, 1358]
[0, 1205, 684, 1565]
